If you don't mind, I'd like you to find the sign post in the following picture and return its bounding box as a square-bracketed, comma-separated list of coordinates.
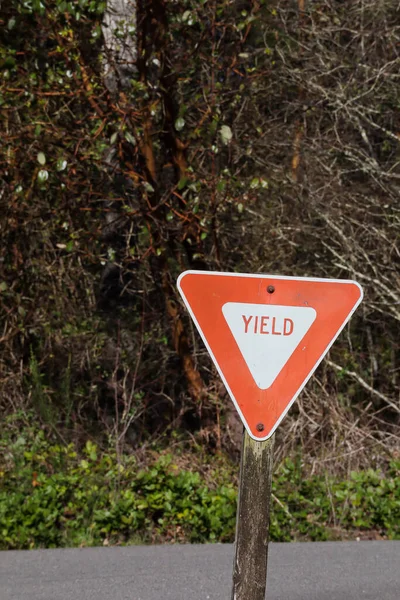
[231, 431, 274, 600]
[177, 271, 363, 598]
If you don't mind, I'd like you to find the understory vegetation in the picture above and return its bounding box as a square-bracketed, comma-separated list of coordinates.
[1, 1, 400, 547]
[1, 416, 399, 549]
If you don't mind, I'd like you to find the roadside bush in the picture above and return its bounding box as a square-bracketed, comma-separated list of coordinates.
[0, 418, 237, 548]
[271, 459, 400, 542]
[1, 419, 399, 549]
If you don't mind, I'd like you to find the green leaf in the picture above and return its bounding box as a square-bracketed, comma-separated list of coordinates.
[37, 169, 49, 183]
[217, 180, 226, 192]
[124, 131, 136, 145]
[220, 125, 233, 145]
[250, 177, 260, 189]
[37, 152, 46, 166]
[143, 182, 155, 193]
[175, 117, 185, 132]
[177, 176, 189, 190]
[56, 159, 68, 172]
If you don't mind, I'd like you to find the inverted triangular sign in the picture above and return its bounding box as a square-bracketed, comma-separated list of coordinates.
[177, 271, 363, 440]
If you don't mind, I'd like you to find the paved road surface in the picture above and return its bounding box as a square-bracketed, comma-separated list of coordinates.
[1, 542, 399, 600]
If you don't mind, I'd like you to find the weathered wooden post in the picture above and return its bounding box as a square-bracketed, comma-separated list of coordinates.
[177, 270, 363, 600]
[231, 431, 275, 600]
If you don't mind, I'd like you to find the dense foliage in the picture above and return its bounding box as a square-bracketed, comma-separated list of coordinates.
[0, 1, 399, 470]
[1, 417, 399, 549]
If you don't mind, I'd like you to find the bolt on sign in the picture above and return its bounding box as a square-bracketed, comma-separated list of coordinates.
[177, 271, 363, 440]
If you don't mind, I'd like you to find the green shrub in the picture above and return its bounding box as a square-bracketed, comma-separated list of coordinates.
[0, 422, 399, 549]
[0, 426, 237, 548]
[271, 459, 400, 541]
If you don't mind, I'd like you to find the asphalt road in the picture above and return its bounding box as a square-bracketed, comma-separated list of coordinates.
[0, 542, 399, 600]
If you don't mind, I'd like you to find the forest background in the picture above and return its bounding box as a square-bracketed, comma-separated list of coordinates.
[0, 0, 399, 549]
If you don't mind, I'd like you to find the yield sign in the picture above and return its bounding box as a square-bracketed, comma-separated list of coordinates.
[177, 271, 363, 440]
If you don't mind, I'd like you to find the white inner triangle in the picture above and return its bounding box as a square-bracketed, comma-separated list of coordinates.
[222, 302, 317, 390]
